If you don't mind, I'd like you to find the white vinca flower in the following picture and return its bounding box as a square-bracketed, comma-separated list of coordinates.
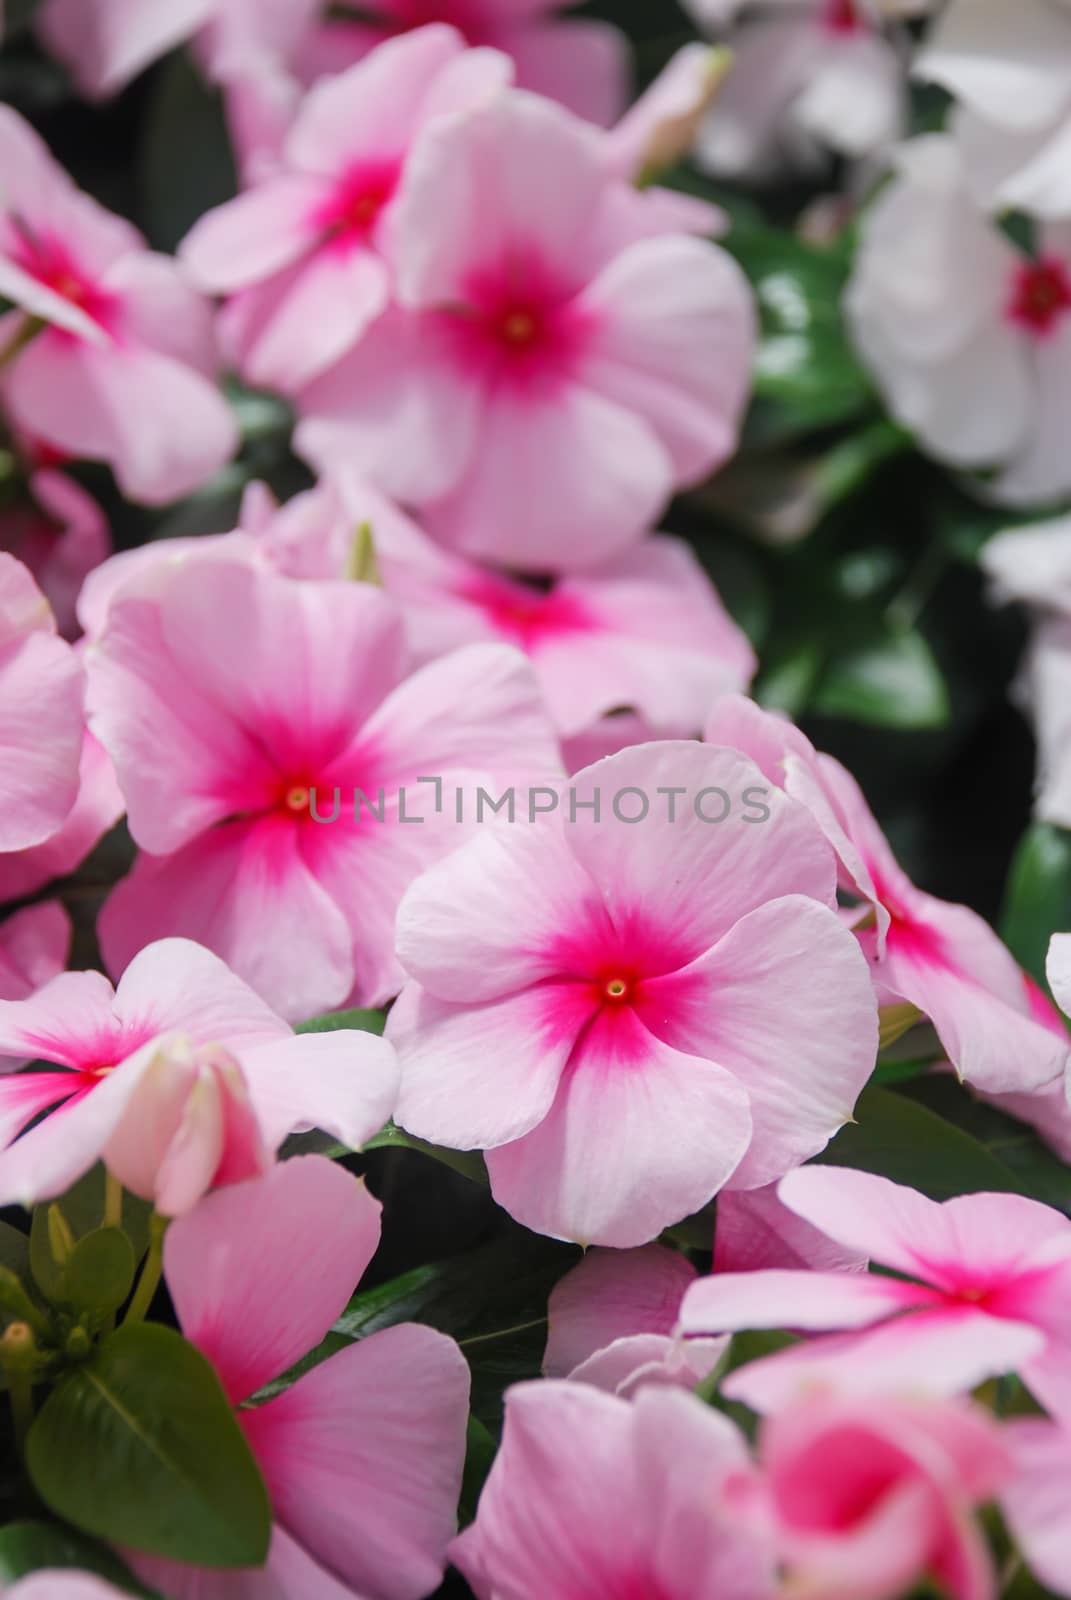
[846, 134, 1071, 507]
[916, 0, 1071, 221]
[682, 0, 910, 177]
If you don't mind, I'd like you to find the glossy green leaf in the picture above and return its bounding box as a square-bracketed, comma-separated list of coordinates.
[1002, 821, 1071, 985]
[30, 1166, 151, 1305]
[821, 1085, 1020, 1200]
[0, 1522, 156, 1595]
[362, 1122, 488, 1184]
[258, 1225, 577, 1431]
[898, 1077, 1071, 1213]
[727, 219, 873, 438]
[812, 627, 950, 729]
[27, 1323, 272, 1567]
[296, 1006, 387, 1036]
[63, 1228, 137, 1317]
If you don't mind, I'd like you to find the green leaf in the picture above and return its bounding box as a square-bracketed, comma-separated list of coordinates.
[362, 1122, 488, 1184]
[726, 218, 873, 439]
[30, 1166, 151, 1305]
[812, 627, 949, 729]
[63, 1228, 137, 1317]
[295, 1006, 387, 1036]
[138, 54, 237, 253]
[458, 1415, 497, 1526]
[259, 1225, 578, 1432]
[822, 1085, 1021, 1200]
[1002, 821, 1071, 985]
[0, 1521, 157, 1595]
[897, 1077, 1071, 1213]
[0, 1220, 30, 1280]
[27, 1323, 272, 1567]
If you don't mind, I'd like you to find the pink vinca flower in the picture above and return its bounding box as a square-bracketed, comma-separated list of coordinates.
[684, 0, 907, 177]
[846, 134, 1071, 506]
[705, 694, 1071, 1094]
[0, 467, 109, 638]
[760, 1390, 1009, 1600]
[680, 1166, 1071, 1417]
[543, 1243, 728, 1399]
[0, 731, 124, 906]
[302, 0, 630, 127]
[34, 0, 319, 99]
[915, 0, 1071, 221]
[0, 902, 70, 1002]
[0, 552, 84, 854]
[0, 107, 237, 503]
[541, 1190, 864, 1399]
[181, 27, 512, 394]
[77, 472, 755, 746]
[133, 1156, 471, 1600]
[336, 472, 757, 740]
[388, 740, 878, 1246]
[297, 90, 756, 572]
[453, 1380, 774, 1599]
[1001, 1417, 1071, 1599]
[88, 558, 562, 1020]
[0, 938, 398, 1211]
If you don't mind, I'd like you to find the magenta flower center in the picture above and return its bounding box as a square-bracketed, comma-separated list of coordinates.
[822, 0, 862, 34]
[444, 257, 599, 390]
[1008, 257, 1071, 337]
[7, 224, 116, 331]
[284, 784, 313, 814]
[316, 160, 401, 246]
[458, 570, 594, 647]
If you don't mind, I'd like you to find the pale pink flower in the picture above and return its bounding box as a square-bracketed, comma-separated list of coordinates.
[0, 901, 70, 1002]
[714, 1180, 868, 1274]
[0, 938, 398, 1210]
[181, 27, 512, 394]
[0, 552, 84, 854]
[543, 1243, 728, 1398]
[0, 468, 109, 638]
[37, 0, 628, 127]
[452, 1380, 775, 1599]
[297, 90, 756, 572]
[846, 134, 1071, 506]
[760, 1390, 1009, 1600]
[704, 694, 1071, 1094]
[297, 0, 630, 128]
[34, 0, 315, 99]
[338, 474, 757, 739]
[0, 731, 124, 905]
[542, 1190, 864, 1398]
[680, 1166, 1071, 1417]
[1000, 1417, 1071, 1598]
[684, 0, 907, 178]
[915, 0, 1071, 221]
[980, 959, 1071, 1166]
[132, 1156, 470, 1600]
[0, 107, 237, 504]
[389, 740, 878, 1246]
[88, 558, 562, 1019]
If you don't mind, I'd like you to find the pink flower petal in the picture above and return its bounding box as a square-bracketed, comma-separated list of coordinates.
[241, 1028, 400, 1152]
[165, 1155, 382, 1404]
[242, 1324, 469, 1600]
[486, 1006, 753, 1247]
[544, 1243, 697, 1376]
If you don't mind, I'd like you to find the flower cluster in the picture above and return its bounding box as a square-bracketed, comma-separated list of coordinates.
[0, 2, 1070, 1598]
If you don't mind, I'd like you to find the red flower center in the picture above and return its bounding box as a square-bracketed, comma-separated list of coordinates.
[1009, 257, 1071, 337]
[316, 160, 401, 245]
[823, 0, 862, 33]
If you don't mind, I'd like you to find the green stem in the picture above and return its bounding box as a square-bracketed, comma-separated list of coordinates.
[123, 1213, 167, 1325]
[103, 1171, 123, 1230]
[459, 1318, 546, 1351]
